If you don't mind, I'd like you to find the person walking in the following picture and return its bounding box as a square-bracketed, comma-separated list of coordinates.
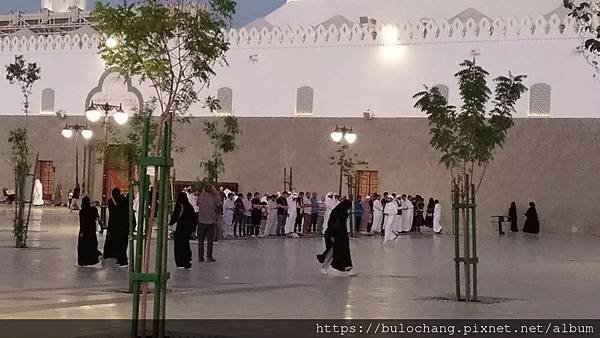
[169, 192, 196, 269]
[317, 199, 356, 277]
[197, 184, 219, 262]
[77, 196, 102, 267]
[522, 202, 540, 234]
[103, 188, 129, 267]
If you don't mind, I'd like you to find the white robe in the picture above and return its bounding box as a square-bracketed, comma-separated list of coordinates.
[265, 201, 278, 235]
[371, 199, 383, 233]
[433, 203, 443, 233]
[322, 196, 338, 233]
[392, 199, 403, 233]
[32, 179, 44, 206]
[402, 199, 414, 232]
[285, 196, 296, 233]
[223, 199, 235, 235]
[383, 201, 397, 242]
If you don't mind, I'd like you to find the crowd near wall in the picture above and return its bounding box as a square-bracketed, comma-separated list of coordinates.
[1, 116, 599, 235]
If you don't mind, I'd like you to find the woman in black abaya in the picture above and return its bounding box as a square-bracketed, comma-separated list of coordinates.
[316, 199, 356, 276]
[78, 196, 102, 267]
[103, 188, 129, 267]
[522, 202, 540, 234]
[169, 192, 196, 269]
[509, 202, 518, 232]
[424, 198, 434, 228]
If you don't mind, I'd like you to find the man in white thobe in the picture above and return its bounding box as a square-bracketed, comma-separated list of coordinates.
[401, 195, 414, 232]
[433, 199, 443, 234]
[285, 193, 297, 235]
[391, 194, 403, 234]
[382, 196, 398, 243]
[322, 193, 338, 234]
[223, 193, 236, 236]
[371, 194, 383, 234]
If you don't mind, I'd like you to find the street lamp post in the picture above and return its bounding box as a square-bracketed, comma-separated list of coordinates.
[331, 125, 358, 236]
[85, 101, 129, 143]
[330, 125, 357, 197]
[61, 124, 93, 193]
[85, 101, 128, 221]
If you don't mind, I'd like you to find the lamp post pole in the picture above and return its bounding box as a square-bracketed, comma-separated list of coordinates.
[62, 124, 93, 195]
[331, 125, 358, 235]
[330, 125, 357, 198]
[75, 129, 80, 187]
[85, 101, 127, 220]
[338, 152, 344, 197]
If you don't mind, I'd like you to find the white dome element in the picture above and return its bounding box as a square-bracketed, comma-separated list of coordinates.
[242, 18, 275, 31]
[318, 15, 355, 28]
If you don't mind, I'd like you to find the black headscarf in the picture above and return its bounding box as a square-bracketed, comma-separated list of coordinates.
[427, 198, 435, 210]
[82, 196, 92, 209]
[328, 199, 352, 229]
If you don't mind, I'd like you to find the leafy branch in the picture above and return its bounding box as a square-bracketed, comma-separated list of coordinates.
[329, 143, 368, 198]
[200, 96, 240, 183]
[563, 0, 600, 76]
[413, 59, 527, 196]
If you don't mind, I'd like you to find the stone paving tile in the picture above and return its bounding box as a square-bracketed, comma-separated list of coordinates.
[0, 206, 599, 319]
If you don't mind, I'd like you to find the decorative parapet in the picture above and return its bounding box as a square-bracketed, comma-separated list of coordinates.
[226, 15, 580, 48]
[0, 15, 580, 54]
[0, 33, 102, 53]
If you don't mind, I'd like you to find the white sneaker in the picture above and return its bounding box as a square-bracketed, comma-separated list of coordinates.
[327, 267, 357, 277]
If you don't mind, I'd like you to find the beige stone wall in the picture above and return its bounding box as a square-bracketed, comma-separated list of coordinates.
[1, 116, 599, 235]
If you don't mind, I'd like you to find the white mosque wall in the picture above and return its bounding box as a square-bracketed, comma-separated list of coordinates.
[0, 15, 599, 118]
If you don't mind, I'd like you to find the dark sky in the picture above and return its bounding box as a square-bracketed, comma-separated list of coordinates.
[0, 0, 286, 27]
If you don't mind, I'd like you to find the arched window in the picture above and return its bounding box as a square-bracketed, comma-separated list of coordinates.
[217, 87, 233, 115]
[529, 83, 551, 116]
[296, 86, 314, 116]
[433, 84, 449, 101]
[40, 88, 55, 114]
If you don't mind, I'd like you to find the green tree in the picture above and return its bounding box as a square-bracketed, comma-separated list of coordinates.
[413, 59, 527, 301]
[329, 144, 368, 199]
[200, 97, 240, 184]
[5, 55, 41, 248]
[92, 0, 235, 330]
[563, 0, 600, 76]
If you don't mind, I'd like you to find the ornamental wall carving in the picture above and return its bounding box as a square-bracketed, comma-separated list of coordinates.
[0, 15, 580, 54]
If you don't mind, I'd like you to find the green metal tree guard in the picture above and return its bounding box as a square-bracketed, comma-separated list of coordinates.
[131, 118, 173, 337]
[128, 166, 137, 293]
[452, 174, 478, 302]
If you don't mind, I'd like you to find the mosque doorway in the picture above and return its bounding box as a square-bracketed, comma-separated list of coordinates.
[103, 145, 131, 204]
[356, 170, 378, 197]
[37, 160, 55, 201]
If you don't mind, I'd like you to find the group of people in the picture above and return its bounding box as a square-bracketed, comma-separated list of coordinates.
[217, 190, 443, 241]
[77, 188, 130, 268]
[77, 185, 221, 270]
[508, 201, 540, 234]
[367, 193, 443, 243]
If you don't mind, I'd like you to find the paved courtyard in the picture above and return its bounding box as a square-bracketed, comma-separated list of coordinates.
[0, 206, 599, 322]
